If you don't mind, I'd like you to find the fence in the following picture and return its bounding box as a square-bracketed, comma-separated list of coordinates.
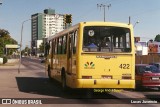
[136, 54, 160, 64]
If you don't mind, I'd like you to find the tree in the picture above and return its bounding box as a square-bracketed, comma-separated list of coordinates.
[154, 34, 160, 42]
[21, 46, 31, 56]
[0, 29, 18, 56]
[39, 42, 44, 53]
[0, 29, 10, 38]
[39, 42, 50, 56]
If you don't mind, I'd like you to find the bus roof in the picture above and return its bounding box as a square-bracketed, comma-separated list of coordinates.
[79, 21, 133, 27]
[48, 23, 79, 41]
[47, 21, 133, 41]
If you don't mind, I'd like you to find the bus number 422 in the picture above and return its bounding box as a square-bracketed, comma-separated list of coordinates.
[119, 64, 130, 69]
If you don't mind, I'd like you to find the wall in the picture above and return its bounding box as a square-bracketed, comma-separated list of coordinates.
[136, 54, 160, 64]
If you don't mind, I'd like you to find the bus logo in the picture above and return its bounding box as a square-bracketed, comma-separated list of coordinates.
[84, 62, 95, 69]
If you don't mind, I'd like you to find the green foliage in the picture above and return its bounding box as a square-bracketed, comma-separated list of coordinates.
[0, 29, 10, 37]
[0, 29, 18, 56]
[154, 34, 160, 42]
[39, 42, 44, 53]
[21, 46, 31, 56]
[3, 56, 8, 64]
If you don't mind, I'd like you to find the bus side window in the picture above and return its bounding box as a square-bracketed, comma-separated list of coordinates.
[57, 37, 62, 54]
[73, 30, 78, 54]
[52, 39, 55, 54]
[68, 34, 72, 58]
[55, 39, 58, 54]
[62, 35, 67, 54]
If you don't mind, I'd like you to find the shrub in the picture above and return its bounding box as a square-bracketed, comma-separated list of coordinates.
[3, 56, 8, 64]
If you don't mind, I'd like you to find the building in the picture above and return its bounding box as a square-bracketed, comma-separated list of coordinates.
[31, 8, 65, 55]
[135, 42, 148, 55]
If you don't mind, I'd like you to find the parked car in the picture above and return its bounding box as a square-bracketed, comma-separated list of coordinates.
[135, 64, 160, 90]
[149, 62, 160, 70]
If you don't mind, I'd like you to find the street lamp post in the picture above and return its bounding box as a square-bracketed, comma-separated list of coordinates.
[18, 19, 31, 73]
[18, 13, 44, 73]
[133, 21, 140, 28]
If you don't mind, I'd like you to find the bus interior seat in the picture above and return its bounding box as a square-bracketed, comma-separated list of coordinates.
[83, 48, 98, 52]
[101, 48, 110, 52]
[114, 49, 122, 52]
[83, 48, 89, 52]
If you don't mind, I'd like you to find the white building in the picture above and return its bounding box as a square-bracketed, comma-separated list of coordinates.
[31, 9, 65, 55]
[43, 14, 64, 38]
[135, 42, 148, 55]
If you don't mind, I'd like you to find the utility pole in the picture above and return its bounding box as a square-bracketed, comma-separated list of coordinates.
[97, 3, 111, 22]
[18, 13, 44, 73]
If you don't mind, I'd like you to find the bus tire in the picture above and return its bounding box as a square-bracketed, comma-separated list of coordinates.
[61, 69, 67, 91]
[48, 65, 52, 80]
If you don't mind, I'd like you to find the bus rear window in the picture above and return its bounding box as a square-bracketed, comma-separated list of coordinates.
[83, 26, 131, 53]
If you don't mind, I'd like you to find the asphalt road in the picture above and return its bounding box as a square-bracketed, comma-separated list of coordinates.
[0, 57, 159, 107]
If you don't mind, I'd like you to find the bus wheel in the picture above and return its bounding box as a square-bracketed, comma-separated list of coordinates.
[61, 70, 67, 91]
[48, 65, 52, 80]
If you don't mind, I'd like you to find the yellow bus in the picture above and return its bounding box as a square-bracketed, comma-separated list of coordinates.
[45, 22, 135, 90]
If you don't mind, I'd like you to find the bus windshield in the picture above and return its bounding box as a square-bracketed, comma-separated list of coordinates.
[83, 26, 131, 52]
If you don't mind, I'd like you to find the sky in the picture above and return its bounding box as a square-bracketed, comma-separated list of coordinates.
[0, 0, 160, 49]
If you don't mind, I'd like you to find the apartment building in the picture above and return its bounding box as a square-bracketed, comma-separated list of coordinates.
[31, 8, 65, 55]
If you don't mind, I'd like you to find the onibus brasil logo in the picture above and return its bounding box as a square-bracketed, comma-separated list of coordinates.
[84, 62, 95, 69]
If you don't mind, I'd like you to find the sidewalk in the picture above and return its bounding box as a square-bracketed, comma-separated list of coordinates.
[0, 62, 26, 69]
